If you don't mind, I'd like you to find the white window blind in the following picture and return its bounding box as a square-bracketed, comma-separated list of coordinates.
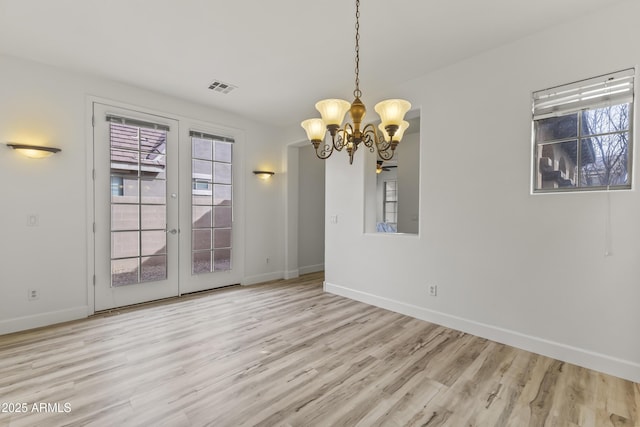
[189, 130, 234, 143]
[533, 68, 635, 119]
[106, 114, 170, 132]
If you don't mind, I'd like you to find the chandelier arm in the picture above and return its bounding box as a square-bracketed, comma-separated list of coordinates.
[332, 131, 340, 151]
[315, 141, 334, 160]
[376, 136, 393, 152]
[362, 123, 397, 160]
[336, 124, 353, 151]
[333, 129, 344, 151]
[361, 123, 377, 153]
[363, 123, 393, 152]
[376, 146, 394, 161]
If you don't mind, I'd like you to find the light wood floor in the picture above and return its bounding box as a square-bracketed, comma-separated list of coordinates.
[0, 272, 637, 427]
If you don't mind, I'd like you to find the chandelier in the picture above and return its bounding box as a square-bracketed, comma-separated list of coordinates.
[300, 0, 411, 164]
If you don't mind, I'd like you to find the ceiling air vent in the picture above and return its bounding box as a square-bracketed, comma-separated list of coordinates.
[208, 80, 237, 94]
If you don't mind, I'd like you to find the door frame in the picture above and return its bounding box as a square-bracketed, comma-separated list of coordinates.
[85, 96, 245, 314]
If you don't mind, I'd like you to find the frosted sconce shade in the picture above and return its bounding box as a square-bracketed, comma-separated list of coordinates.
[6, 143, 61, 159]
[253, 170, 275, 180]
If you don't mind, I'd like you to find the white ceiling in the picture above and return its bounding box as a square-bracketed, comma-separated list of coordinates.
[0, 0, 629, 128]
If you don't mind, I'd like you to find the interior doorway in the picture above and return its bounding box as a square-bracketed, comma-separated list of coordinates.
[284, 143, 325, 279]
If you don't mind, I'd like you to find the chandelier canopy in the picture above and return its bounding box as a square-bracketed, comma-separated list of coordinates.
[301, 0, 411, 164]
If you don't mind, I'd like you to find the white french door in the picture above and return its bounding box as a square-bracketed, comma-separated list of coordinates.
[93, 103, 243, 311]
[177, 130, 242, 294]
[93, 104, 179, 310]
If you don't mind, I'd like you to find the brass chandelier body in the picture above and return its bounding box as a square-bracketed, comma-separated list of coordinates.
[301, 0, 411, 164]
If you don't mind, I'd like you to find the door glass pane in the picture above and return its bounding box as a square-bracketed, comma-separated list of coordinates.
[112, 258, 139, 287]
[193, 206, 212, 228]
[112, 177, 139, 203]
[193, 138, 213, 160]
[214, 207, 232, 228]
[214, 249, 231, 271]
[141, 256, 167, 283]
[111, 149, 139, 168]
[214, 163, 232, 184]
[215, 141, 232, 162]
[193, 159, 212, 177]
[141, 179, 166, 204]
[141, 230, 166, 256]
[193, 251, 212, 274]
[193, 229, 212, 251]
[111, 205, 139, 231]
[143, 154, 166, 179]
[141, 205, 166, 230]
[193, 194, 213, 206]
[213, 228, 231, 248]
[112, 231, 139, 258]
[191, 135, 233, 274]
[110, 122, 168, 286]
[213, 184, 232, 205]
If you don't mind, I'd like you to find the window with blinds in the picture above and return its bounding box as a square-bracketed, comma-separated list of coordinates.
[532, 69, 634, 192]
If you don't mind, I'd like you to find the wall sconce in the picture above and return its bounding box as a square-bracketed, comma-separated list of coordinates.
[6, 143, 61, 159]
[253, 170, 275, 180]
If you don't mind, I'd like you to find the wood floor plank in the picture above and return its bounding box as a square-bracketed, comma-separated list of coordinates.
[0, 272, 637, 427]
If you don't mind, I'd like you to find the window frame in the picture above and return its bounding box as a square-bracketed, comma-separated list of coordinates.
[382, 180, 398, 226]
[532, 69, 635, 193]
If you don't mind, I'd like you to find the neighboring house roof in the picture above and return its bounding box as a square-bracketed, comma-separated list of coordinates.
[559, 139, 596, 166]
[110, 123, 167, 174]
[541, 114, 596, 165]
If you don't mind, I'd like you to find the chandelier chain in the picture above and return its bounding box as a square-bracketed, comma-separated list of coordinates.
[354, 0, 361, 99]
[300, 0, 411, 165]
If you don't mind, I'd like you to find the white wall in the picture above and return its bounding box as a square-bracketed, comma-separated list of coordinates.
[323, 1, 640, 383]
[0, 54, 285, 333]
[297, 145, 325, 274]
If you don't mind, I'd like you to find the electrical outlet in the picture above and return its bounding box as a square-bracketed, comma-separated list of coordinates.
[27, 214, 39, 227]
[428, 285, 437, 297]
[28, 288, 39, 301]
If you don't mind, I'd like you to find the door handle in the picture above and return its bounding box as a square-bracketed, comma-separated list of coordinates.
[167, 229, 178, 235]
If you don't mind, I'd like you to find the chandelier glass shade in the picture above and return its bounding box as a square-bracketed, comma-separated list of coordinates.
[300, 0, 411, 164]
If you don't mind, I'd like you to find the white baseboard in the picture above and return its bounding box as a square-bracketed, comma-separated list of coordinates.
[324, 282, 640, 384]
[243, 271, 284, 286]
[299, 263, 324, 275]
[284, 269, 300, 280]
[0, 306, 89, 336]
